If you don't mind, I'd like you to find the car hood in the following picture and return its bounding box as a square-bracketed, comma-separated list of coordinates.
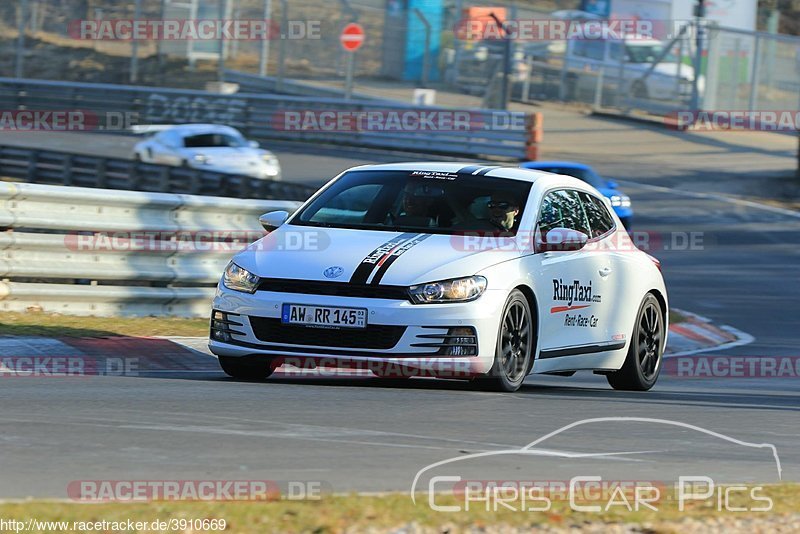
[231, 226, 524, 287]
[650, 62, 695, 80]
[596, 186, 618, 198]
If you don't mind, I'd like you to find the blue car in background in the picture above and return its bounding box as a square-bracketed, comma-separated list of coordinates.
[521, 161, 633, 228]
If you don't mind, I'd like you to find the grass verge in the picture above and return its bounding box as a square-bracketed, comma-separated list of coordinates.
[0, 312, 209, 338]
[0, 485, 797, 533]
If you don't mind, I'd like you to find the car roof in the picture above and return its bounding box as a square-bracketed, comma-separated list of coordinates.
[625, 38, 667, 47]
[522, 161, 591, 171]
[346, 162, 554, 183]
[163, 124, 242, 136]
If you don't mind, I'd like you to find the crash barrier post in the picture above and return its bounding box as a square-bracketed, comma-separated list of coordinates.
[525, 112, 543, 161]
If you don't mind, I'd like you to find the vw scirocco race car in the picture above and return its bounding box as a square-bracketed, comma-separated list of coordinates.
[209, 163, 667, 392]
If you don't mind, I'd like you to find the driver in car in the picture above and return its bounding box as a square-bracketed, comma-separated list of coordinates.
[393, 182, 438, 227]
[487, 193, 520, 231]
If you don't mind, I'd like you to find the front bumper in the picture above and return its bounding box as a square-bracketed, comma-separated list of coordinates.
[195, 163, 281, 181]
[208, 286, 509, 376]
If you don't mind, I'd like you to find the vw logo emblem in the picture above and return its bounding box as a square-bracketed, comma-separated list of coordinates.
[323, 266, 344, 279]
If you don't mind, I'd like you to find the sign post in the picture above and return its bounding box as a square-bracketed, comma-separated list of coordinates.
[340, 23, 365, 100]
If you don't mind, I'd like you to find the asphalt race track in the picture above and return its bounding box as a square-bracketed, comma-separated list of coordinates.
[0, 132, 798, 498]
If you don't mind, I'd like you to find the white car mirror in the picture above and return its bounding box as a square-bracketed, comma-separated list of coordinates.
[259, 210, 289, 232]
[248, 140, 260, 148]
[538, 227, 589, 253]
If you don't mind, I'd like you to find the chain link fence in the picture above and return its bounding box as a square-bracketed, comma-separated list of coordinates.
[2, 0, 799, 120]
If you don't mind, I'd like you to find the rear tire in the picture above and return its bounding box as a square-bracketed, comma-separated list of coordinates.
[218, 355, 275, 380]
[607, 293, 664, 391]
[476, 290, 534, 392]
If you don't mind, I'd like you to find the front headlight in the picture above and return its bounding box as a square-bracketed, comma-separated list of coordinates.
[261, 152, 279, 167]
[222, 262, 260, 293]
[609, 194, 631, 208]
[408, 276, 487, 304]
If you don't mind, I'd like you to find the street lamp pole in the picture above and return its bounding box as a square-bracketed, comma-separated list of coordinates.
[690, 0, 706, 111]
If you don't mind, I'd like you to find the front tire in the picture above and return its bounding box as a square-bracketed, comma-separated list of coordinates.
[607, 293, 664, 391]
[218, 355, 275, 380]
[477, 290, 534, 392]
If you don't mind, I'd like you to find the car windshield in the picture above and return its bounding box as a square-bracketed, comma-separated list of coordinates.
[533, 166, 605, 189]
[292, 170, 532, 235]
[626, 44, 679, 64]
[183, 133, 247, 148]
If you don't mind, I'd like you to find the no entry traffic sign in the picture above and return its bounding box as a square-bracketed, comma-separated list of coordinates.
[340, 23, 365, 52]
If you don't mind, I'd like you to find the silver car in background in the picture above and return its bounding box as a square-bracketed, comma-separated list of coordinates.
[132, 124, 281, 180]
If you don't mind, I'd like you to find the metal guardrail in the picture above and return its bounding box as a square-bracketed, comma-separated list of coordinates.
[0, 145, 317, 201]
[223, 70, 387, 102]
[0, 78, 537, 160]
[0, 181, 300, 317]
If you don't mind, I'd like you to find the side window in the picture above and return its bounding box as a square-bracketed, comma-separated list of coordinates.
[608, 42, 624, 62]
[572, 41, 588, 58]
[580, 192, 615, 238]
[537, 189, 591, 237]
[157, 131, 180, 148]
[584, 41, 606, 61]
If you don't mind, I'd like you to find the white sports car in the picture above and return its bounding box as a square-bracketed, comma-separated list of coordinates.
[132, 124, 281, 180]
[209, 163, 667, 392]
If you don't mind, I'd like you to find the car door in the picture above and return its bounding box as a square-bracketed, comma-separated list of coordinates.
[572, 40, 608, 96]
[536, 189, 613, 353]
[150, 131, 183, 166]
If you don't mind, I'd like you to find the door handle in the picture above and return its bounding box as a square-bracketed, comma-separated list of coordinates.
[599, 267, 612, 277]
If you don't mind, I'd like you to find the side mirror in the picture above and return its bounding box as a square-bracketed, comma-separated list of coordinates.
[259, 210, 289, 232]
[606, 180, 618, 189]
[538, 227, 589, 253]
[248, 140, 260, 148]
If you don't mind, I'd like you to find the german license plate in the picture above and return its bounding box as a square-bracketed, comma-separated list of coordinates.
[281, 304, 367, 329]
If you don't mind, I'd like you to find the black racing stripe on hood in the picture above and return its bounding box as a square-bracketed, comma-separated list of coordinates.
[475, 166, 500, 175]
[348, 232, 419, 284]
[369, 233, 432, 285]
[457, 165, 483, 174]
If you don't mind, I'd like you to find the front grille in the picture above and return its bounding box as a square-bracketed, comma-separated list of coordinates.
[210, 310, 245, 342]
[411, 326, 479, 356]
[249, 316, 406, 349]
[257, 278, 409, 301]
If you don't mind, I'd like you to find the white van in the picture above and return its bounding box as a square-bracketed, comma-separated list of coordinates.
[562, 36, 702, 102]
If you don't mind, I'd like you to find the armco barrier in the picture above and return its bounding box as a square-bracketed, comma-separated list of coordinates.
[0, 78, 536, 160]
[0, 145, 317, 201]
[0, 181, 301, 317]
[223, 70, 386, 102]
